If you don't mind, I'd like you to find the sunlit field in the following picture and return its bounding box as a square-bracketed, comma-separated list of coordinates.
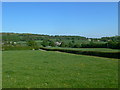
[48, 47, 119, 52]
[3, 50, 118, 88]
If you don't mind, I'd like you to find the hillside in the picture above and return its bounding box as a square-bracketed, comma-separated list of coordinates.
[1, 32, 120, 49]
[1, 32, 120, 42]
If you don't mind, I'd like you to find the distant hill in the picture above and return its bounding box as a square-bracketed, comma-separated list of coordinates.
[1, 32, 87, 42]
[1, 32, 120, 42]
[1, 32, 120, 49]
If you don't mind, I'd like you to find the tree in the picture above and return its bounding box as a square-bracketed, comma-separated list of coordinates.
[73, 44, 80, 48]
[60, 42, 66, 47]
[49, 40, 55, 47]
[41, 40, 49, 47]
[27, 41, 37, 47]
[68, 42, 74, 48]
[107, 41, 120, 49]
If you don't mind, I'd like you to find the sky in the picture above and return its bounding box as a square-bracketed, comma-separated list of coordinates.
[2, 0, 120, 2]
[2, 2, 118, 38]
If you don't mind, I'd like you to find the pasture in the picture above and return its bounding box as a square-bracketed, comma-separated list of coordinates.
[48, 47, 119, 52]
[2, 50, 118, 88]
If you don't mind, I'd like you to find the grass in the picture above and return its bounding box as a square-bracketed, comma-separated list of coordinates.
[0, 51, 2, 89]
[2, 50, 118, 88]
[48, 47, 119, 53]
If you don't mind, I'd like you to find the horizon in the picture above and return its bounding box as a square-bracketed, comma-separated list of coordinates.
[2, 2, 118, 38]
[1, 32, 119, 39]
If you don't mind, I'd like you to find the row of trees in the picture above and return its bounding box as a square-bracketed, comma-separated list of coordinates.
[26, 40, 120, 49]
[2, 32, 120, 50]
[2, 39, 120, 49]
[59, 41, 120, 49]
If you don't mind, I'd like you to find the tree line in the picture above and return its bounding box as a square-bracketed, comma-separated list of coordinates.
[1, 33, 120, 50]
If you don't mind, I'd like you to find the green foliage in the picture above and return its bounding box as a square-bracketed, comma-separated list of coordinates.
[81, 42, 107, 48]
[1, 33, 120, 49]
[49, 40, 55, 47]
[60, 42, 68, 47]
[27, 41, 37, 47]
[2, 33, 87, 42]
[107, 41, 120, 49]
[41, 40, 49, 47]
[73, 43, 81, 48]
[101, 36, 120, 42]
[68, 42, 74, 48]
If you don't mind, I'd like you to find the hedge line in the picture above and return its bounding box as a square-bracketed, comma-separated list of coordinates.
[40, 47, 120, 59]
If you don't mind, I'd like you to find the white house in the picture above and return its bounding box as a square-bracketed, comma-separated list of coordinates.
[55, 42, 62, 46]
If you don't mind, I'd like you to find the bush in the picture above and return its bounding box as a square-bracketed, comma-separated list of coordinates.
[27, 41, 37, 47]
[80, 41, 120, 49]
[107, 41, 120, 49]
[41, 40, 49, 47]
[60, 42, 68, 47]
[73, 44, 81, 48]
[81, 42, 107, 48]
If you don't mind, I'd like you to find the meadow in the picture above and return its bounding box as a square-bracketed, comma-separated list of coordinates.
[2, 50, 118, 88]
[48, 47, 119, 52]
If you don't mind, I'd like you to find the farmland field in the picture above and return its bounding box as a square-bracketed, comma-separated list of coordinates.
[2, 50, 118, 88]
[48, 47, 119, 52]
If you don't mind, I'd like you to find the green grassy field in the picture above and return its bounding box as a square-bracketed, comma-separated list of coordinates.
[0, 51, 2, 89]
[48, 47, 119, 52]
[3, 50, 118, 88]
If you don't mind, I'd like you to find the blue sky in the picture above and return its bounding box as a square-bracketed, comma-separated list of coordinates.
[2, 2, 118, 38]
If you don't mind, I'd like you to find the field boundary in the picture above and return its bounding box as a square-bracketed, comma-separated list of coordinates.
[40, 47, 120, 59]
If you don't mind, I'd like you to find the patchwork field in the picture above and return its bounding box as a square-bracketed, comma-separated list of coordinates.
[2, 50, 118, 88]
